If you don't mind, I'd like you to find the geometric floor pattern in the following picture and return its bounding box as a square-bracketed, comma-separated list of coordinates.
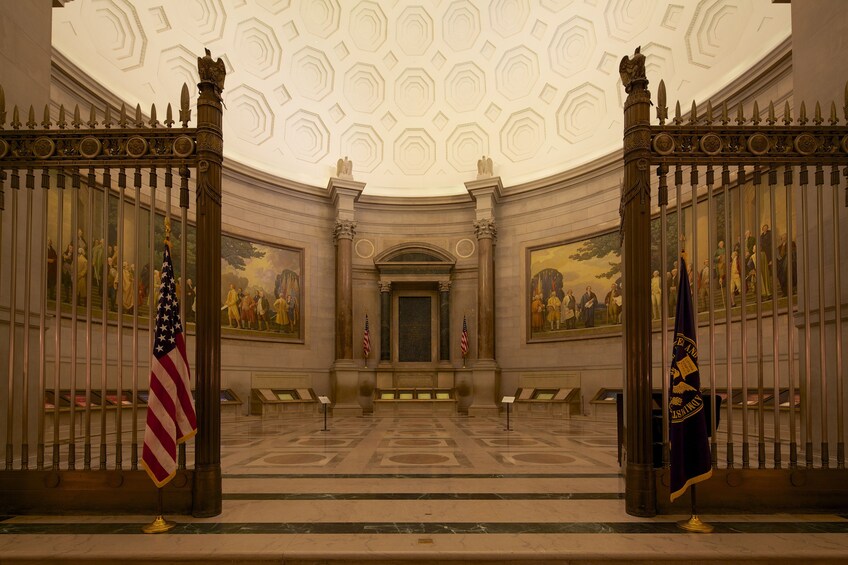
[2, 414, 848, 564]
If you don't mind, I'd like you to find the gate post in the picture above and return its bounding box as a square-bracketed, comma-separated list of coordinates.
[620, 47, 657, 517]
[192, 50, 225, 517]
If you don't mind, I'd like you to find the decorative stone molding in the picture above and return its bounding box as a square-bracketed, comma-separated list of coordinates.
[378, 281, 392, 293]
[438, 281, 452, 293]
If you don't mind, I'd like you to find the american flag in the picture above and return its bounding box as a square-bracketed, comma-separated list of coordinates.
[141, 242, 197, 487]
[460, 315, 469, 357]
[362, 315, 371, 358]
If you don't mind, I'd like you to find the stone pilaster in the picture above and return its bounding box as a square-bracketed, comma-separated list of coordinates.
[465, 177, 503, 416]
[379, 281, 391, 362]
[439, 280, 451, 362]
[333, 218, 356, 360]
[472, 218, 496, 360]
[328, 177, 365, 416]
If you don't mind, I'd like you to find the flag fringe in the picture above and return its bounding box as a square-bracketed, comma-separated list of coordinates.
[177, 428, 197, 444]
[141, 460, 177, 489]
[670, 468, 713, 502]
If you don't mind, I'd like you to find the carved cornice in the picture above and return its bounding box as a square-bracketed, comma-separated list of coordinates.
[333, 219, 356, 241]
[327, 176, 366, 207]
[465, 176, 504, 201]
[473, 218, 497, 241]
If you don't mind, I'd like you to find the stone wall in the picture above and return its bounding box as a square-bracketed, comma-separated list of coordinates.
[1, 30, 800, 427]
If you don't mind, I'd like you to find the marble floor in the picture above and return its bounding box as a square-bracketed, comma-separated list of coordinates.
[2, 413, 848, 564]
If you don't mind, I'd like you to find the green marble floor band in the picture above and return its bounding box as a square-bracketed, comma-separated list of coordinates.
[3, 520, 848, 535]
[223, 473, 623, 479]
[222, 492, 625, 500]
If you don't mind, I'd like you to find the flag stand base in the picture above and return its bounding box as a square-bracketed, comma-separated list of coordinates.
[142, 515, 175, 534]
[143, 487, 175, 533]
[677, 514, 713, 533]
[676, 485, 713, 532]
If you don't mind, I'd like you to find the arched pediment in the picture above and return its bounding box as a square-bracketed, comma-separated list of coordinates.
[374, 243, 456, 266]
[374, 243, 455, 278]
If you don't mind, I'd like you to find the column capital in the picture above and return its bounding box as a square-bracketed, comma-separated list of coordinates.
[438, 280, 452, 293]
[473, 218, 497, 241]
[378, 281, 392, 293]
[334, 219, 356, 242]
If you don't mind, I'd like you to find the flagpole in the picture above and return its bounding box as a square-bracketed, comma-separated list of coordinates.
[143, 486, 175, 533]
[668, 256, 713, 533]
[677, 484, 713, 533]
[143, 220, 176, 534]
[142, 216, 193, 533]
[363, 314, 370, 368]
[460, 314, 468, 368]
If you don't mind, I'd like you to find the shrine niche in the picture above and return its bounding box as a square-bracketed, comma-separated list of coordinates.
[371, 243, 457, 393]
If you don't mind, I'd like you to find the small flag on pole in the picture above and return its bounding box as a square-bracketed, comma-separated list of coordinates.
[142, 240, 197, 487]
[669, 256, 712, 502]
[362, 315, 371, 359]
[460, 315, 469, 358]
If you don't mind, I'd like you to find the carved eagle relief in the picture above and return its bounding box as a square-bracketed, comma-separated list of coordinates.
[198, 48, 226, 94]
[619, 46, 646, 94]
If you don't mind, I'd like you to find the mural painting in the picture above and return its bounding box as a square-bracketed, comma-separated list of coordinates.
[527, 184, 798, 342]
[528, 231, 622, 341]
[220, 235, 303, 341]
[46, 186, 303, 342]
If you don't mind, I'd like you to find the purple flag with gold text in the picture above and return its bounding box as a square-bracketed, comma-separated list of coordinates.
[669, 257, 712, 502]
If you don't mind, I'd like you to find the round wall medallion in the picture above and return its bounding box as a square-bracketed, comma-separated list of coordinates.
[699, 133, 722, 155]
[173, 135, 194, 157]
[746, 133, 770, 155]
[125, 136, 148, 158]
[78, 136, 102, 158]
[455, 238, 475, 258]
[355, 238, 375, 259]
[32, 137, 56, 158]
[652, 133, 675, 155]
[0, 139, 8, 159]
[794, 133, 818, 155]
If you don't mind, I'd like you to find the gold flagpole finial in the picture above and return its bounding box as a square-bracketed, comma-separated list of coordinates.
[164, 217, 171, 246]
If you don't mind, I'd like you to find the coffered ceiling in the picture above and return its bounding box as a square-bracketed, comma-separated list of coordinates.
[52, 0, 791, 196]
